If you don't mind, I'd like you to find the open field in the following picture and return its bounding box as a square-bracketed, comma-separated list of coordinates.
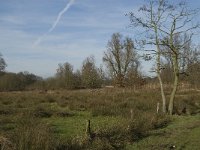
[1, 0, 200, 149]
[0, 88, 200, 149]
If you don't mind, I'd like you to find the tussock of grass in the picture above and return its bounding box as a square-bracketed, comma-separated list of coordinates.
[0, 135, 13, 150]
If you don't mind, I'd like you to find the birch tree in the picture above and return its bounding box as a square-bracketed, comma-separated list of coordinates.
[127, 0, 199, 114]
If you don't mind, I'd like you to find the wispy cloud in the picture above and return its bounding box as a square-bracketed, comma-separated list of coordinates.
[0, 28, 104, 77]
[0, 0, 159, 77]
[33, 0, 76, 46]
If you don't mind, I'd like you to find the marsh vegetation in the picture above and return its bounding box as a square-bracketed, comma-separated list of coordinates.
[0, 89, 200, 149]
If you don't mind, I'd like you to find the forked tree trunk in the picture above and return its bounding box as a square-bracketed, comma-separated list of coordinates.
[155, 30, 167, 114]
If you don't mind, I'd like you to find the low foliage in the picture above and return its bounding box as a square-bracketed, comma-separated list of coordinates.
[0, 89, 199, 149]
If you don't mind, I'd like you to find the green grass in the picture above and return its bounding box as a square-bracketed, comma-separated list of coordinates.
[47, 111, 128, 139]
[126, 115, 200, 150]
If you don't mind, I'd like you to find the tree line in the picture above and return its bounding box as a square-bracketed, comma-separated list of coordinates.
[0, 32, 199, 92]
[0, 32, 145, 91]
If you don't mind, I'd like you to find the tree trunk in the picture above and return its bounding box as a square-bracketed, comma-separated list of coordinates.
[158, 74, 167, 113]
[168, 55, 179, 115]
[168, 73, 178, 115]
[156, 37, 167, 114]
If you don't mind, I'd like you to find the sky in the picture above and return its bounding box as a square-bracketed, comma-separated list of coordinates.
[0, 0, 199, 78]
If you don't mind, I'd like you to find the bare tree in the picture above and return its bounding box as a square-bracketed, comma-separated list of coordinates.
[56, 62, 74, 89]
[103, 33, 138, 87]
[183, 45, 200, 88]
[82, 56, 102, 88]
[127, 0, 199, 114]
[0, 53, 6, 73]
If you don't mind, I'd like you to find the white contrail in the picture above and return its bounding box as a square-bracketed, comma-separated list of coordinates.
[33, 0, 75, 46]
[48, 0, 75, 33]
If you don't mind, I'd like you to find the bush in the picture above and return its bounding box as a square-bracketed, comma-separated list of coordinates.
[33, 106, 53, 118]
[151, 114, 171, 129]
[92, 122, 129, 149]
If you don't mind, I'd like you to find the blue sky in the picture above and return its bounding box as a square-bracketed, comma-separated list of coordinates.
[0, 0, 199, 77]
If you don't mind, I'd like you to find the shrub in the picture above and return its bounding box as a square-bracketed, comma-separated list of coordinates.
[89, 121, 130, 149]
[56, 110, 75, 117]
[33, 106, 53, 118]
[128, 120, 149, 141]
[151, 114, 171, 129]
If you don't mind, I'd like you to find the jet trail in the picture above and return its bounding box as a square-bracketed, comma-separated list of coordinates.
[33, 0, 75, 46]
[48, 0, 75, 33]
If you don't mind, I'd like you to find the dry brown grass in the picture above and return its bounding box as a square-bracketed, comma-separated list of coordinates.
[0, 88, 199, 149]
